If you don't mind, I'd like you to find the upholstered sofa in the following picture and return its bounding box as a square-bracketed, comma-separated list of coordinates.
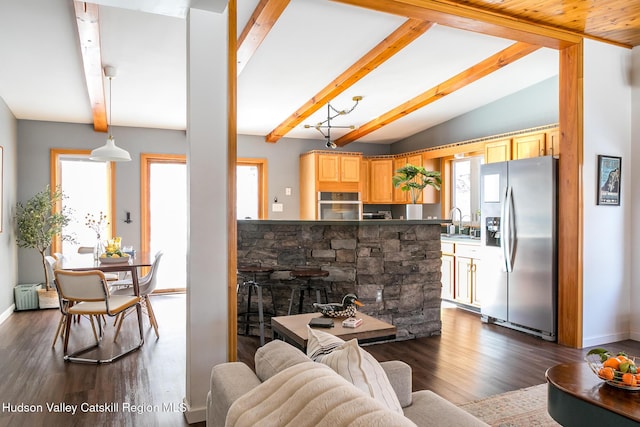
[206, 330, 488, 427]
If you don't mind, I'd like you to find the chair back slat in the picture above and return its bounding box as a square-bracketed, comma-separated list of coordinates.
[54, 270, 109, 302]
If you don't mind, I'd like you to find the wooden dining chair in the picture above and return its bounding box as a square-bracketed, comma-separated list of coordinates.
[53, 269, 144, 364]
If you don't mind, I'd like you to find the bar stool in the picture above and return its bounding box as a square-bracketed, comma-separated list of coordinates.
[288, 269, 330, 315]
[237, 265, 275, 346]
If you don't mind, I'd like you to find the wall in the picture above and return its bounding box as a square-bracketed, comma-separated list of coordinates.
[238, 134, 389, 220]
[16, 120, 186, 285]
[630, 46, 640, 341]
[0, 97, 18, 320]
[391, 76, 559, 154]
[582, 40, 633, 347]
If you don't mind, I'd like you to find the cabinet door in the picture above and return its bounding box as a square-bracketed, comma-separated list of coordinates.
[393, 157, 407, 203]
[361, 159, 369, 203]
[513, 133, 546, 160]
[455, 256, 473, 305]
[484, 139, 511, 164]
[422, 156, 440, 203]
[369, 159, 393, 203]
[340, 155, 360, 183]
[546, 129, 560, 157]
[317, 154, 339, 182]
[441, 254, 455, 300]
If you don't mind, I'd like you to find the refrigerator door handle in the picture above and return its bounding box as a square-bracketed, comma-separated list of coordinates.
[504, 186, 514, 272]
[500, 186, 509, 272]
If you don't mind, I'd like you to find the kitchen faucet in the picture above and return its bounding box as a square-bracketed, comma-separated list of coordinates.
[449, 207, 462, 234]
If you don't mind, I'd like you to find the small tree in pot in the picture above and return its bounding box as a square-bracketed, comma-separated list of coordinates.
[15, 185, 75, 296]
[392, 164, 442, 203]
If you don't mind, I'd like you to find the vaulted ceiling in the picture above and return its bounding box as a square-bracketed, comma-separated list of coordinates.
[0, 0, 638, 146]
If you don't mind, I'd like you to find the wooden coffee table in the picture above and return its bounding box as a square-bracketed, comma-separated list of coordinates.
[546, 362, 640, 427]
[271, 312, 396, 350]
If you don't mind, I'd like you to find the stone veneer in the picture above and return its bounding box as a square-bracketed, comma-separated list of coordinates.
[237, 220, 444, 340]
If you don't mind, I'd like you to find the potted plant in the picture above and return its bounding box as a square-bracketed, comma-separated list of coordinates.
[392, 164, 442, 219]
[15, 185, 75, 308]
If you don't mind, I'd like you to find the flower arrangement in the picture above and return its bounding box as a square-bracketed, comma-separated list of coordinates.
[85, 211, 109, 240]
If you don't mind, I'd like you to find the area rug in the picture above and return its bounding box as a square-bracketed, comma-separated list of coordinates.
[458, 384, 561, 427]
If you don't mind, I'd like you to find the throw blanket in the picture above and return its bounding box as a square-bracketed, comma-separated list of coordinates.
[225, 362, 415, 427]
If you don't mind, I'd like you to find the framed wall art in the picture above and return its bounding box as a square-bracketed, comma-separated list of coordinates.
[597, 155, 621, 206]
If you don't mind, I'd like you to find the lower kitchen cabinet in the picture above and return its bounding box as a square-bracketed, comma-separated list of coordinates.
[441, 240, 482, 308]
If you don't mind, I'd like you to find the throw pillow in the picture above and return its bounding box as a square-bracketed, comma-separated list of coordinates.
[306, 325, 345, 361]
[306, 327, 403, 414]
[255, 339, 312, 382]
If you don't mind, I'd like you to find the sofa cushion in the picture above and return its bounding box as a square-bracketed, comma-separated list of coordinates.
[254, 339, 311, 382]
[225, 361, 416, 427]
[307, 327, 403, 414]
[306, 325, 345, 361]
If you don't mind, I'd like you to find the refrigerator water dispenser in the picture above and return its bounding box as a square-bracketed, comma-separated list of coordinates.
[485, 217, 500, 247]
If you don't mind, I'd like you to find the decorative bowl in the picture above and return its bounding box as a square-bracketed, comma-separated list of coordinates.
[585, 352, 640, 391]
[99, 254, 130, 264]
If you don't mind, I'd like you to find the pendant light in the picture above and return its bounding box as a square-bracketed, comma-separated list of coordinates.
[90, 66, 131, 162]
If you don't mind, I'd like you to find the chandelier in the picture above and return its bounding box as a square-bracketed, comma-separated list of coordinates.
[304, 96, 362, 149]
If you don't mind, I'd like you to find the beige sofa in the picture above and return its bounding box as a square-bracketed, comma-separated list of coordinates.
[206, 339, 487, 427]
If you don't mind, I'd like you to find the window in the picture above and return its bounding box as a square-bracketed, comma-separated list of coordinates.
[452, 156, 483, 221]
[236, 158, 267, 220]
[50, 149, 115, 254]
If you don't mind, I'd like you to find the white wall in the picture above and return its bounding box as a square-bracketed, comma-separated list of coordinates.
[0, 96, 18, 320]
[631, 45, 640, 340]
[582, 39, 633, 347]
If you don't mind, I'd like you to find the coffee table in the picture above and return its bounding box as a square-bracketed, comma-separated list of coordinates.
[546, 362, 640, 427]
[271, 312, 396, 350]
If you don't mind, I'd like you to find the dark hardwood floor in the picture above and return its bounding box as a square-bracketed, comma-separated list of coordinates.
[240, 304, 640, 405]
[2, 295, 639, 426]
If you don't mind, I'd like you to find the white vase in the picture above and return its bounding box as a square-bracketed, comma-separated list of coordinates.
[405, 204, 423, 220]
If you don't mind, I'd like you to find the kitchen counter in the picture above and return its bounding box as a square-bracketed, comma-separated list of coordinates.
[440, 234, 482, 245]
[237, 219, 446, 339]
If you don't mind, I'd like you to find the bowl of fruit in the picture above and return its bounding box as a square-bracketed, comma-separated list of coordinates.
[586, 348, 640, 391]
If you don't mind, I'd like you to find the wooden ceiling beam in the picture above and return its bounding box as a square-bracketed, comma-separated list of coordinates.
[265, 18, 434, 143]
[332, 0, 583, 49]
[73, 1, 107, 133]
[237, 0, 290, 76]
[335, 41, 541, 146]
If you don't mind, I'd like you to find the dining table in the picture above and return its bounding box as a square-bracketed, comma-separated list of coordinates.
[56, 252, 153, 297]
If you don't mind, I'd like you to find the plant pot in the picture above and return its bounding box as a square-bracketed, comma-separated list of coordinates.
[37, 288, 60, 309]
[405, 204, 423, 220]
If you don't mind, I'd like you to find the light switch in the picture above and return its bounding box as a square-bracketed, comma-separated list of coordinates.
[272, 203, 284, 212]
[285, 187, 292, 196]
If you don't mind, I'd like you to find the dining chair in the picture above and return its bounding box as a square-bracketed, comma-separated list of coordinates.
[110, 251, 164, 339]
[53, 269, 144, 364]
[77, 246, 120, 281]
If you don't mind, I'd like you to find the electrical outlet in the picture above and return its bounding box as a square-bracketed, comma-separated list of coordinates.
[376, 289, 383, 302]
[272, 203, 283, 212]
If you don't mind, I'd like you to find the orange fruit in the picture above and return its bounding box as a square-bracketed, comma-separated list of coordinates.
[617, 355, 629, 363]
[603, 357, 620, 370]
[622, 373, 637, 387]
[635, 373, 640, 382]
[599, 367, 615, 380]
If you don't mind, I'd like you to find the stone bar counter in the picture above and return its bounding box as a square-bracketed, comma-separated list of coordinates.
[237, 219, 448, 340]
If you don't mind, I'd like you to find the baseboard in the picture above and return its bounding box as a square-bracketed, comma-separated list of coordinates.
[0, 304, 15, 325]
[182, 398, 205, 424]
[582, 331, 630, 348]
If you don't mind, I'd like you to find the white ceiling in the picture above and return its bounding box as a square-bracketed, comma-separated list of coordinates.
[0, 0, 558, 145]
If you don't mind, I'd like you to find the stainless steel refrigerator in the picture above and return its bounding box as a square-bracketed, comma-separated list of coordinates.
[479, 156, 557, 341]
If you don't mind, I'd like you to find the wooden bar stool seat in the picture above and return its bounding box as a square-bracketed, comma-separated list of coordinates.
[237, 265, 275, 346]
[288, 269, 330, 315]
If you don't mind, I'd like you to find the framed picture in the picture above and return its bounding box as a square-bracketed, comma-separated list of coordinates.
[597, 155, 621, 206]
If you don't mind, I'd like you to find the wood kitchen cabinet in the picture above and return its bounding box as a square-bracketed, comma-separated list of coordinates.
[484, 127, 559, 164]
[299, 150, 363, 219]
[368, 158, 394, 203]
[360, 159, 370, 203]
[441, 242, 455, 300]
[546, 129, 560, 156]
[393, 157, 408, 203]
[484, 138, 511, 164]
[421, 156, 440, 204]
[512, 132, 546, 160]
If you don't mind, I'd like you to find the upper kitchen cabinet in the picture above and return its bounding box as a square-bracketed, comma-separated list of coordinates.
[421, 156, 441, 204]
[368, 158, 394, 204]
[484, 126, 559, 164]
[300, 151, 363, 219]
[361, 159, 370, 203]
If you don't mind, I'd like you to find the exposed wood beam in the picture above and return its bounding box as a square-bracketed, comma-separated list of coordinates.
[265, 18, 434, 143]
[237, 0, 290, 76]
[332, 0, 582, 49]
[73, 1, 107, 133]
[335, 41, 541, 146]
